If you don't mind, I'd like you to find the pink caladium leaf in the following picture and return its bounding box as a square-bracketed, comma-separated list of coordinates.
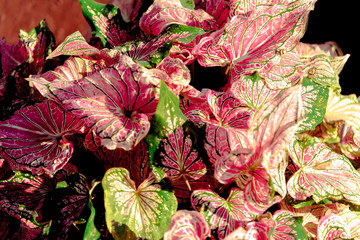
[47, 31, 100, 59]
[0, 39, 26, 80]
[85, 131, 150, 186]
[230, 72, 281, 110]
[287, 137, 360, 204]
[0, 101, 87, 175]
[317, 214, 351, 240]
[32, 55, 162, 151]
[154, 124, 207, 184]
[164, 210, 211, 240]
[139, 0, 217, 36]
[193, 0, 315, 88]
[191, 188, 254, 239]
[269, 210, 308, 240]
[195, 0, 230, 28]
[110, 0, 144, 23]
[102, 167, 178, 240]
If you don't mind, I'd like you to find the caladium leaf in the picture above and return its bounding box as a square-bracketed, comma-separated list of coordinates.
[147, 80, 187, 180]
[195, 0, 230, 28]
[270, 210, 307, 240]
[139, 0, 217, 36]
[301, 54, 349, 90]
[0, 39, 26, 80]
[102, 167, 178, 240]
[111, 0, 144, 23]
[80, 0, 140, 47]
[191, 188, 254, 239]
[230, 72, 281, 110]
[298, 77, 329, 132]
[47, 31, 99, 59]
[32, 55, 162, 151]
[154, 124, 207, 184]
[297, 41, 345, 57]
[193, 0, 314, 87]
[325, 91, 360, 131]
[0, 101, 87, 175]
[46, 173, 90, 240]
[287, 137, 360, 204]
[164, 210, 211, 240]
[85, 131, 150, 186]
[317, 214, 351, 240]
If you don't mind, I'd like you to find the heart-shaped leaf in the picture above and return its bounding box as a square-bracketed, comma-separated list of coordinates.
[191, 188, 253, 239]
[164, 210, 211, 240]
[32, 55, 162, 151]
[287, 137, 360, 204]
[0, 101, 87, 175]
[102, 167, 177, 240]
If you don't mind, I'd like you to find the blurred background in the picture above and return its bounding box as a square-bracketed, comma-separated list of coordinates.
[0, 0, 358, 95]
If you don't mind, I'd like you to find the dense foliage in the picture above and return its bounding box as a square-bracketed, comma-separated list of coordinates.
[1, 0, 360, 239]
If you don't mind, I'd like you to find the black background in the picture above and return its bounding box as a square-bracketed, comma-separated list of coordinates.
[301, 0, 359, 96]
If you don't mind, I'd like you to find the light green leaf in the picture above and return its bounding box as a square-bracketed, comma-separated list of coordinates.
[298, 77, 329, 132]
[83, 182, 101, 240]
[146, 80, 187, 180]
[102, 168, 178, 240]
[180, 0, 195, 10]
[167, 24, 206, 44]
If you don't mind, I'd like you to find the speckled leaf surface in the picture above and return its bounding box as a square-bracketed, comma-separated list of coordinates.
[33, 55, 161, 151]
[164, 210, 211, 240]
[0, 101, 87, 175]
[47, 31, 99, 59]
[287, 137, 360, 204]
[102, 167, 177, 240]
[191, 188, 253, 239]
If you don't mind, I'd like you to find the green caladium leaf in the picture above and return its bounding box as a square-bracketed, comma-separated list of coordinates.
[180, 0, 195, 10]
[298, 77, 329, 132]
[102, 167, 177, 240]
[167, 24, 206, 44]
[287, 137, 360, 204]
[147, 80, 187, 180]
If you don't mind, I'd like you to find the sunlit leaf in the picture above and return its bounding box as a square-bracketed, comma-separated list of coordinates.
[47, 31, 99, 59]
[298, 77, 329, 132]
[102, 167, 177, 240]
[0, 101, 87, 175]
[287, 137, 360, 204]
[140, 0, 217, 36]
[230, 72, 281, 110]
[164, 210, 211, 240]
[32, 55, 162, 151]
[191, 188, 253, 239]
[317, 214, 351, 240]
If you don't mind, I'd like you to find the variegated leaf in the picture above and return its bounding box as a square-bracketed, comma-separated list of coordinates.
[164, 210, 211, 240]
[298, 77, 329, 132]
[147, 80, 187, 180]
[0, 39, 26, 80]
[47, 31, 99, 59]
[270, 210, 307, 240]
[154, 124, 207, 183]
[32, 55, 162, 151]
[317, 214, 351, 240]
[301, 54, 349, 90]
[325, 91, 360, 131]
[191, 188, 253, 239]
[85, 131, 151, 186]
[80, 0, 141, 47]
[230, 72, 281, 110]
[0, 101, 87, 175]
[287, 137, 360, 204]
[111, 0, 144, 23]
[139, 0, 217, 36]
[297, 41, 344, 57]
[194, 0, 315, 87]
[195, 0, 229, 28]
[102, 167, 177, 240]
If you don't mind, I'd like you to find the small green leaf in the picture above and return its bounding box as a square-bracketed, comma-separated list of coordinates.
[102, 168, 177, 240]
[56, 181, 68, 189]
[293, 199, 315, 208]
[167, 24, 206, 44]
[180, 0, 195, 10]
[83, 182, 101, 240]
[298, 77, 329, 132]
[146, 80, 187, 180]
